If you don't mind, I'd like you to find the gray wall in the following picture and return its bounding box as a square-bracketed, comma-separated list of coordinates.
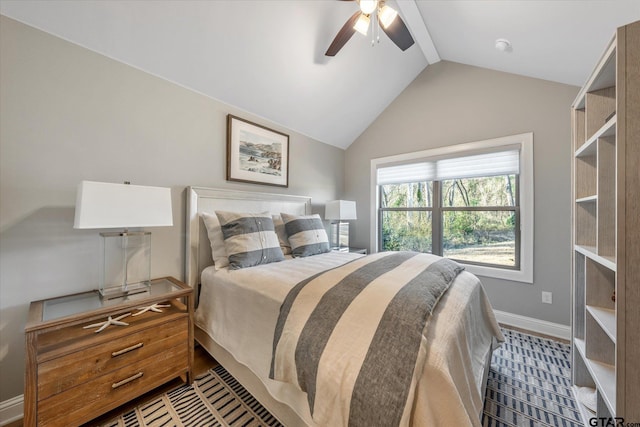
[0, 16, 344, 401]
[0, 15, 580, 404]
[345, 61, 578, 326]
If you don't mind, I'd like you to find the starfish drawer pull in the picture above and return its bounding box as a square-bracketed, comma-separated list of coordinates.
[83, 312, 131, 333]
[132, 303, 171, 316]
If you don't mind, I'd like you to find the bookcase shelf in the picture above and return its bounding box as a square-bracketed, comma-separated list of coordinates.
[571, 20, 640, 425]
[574, 339, 616, 417]
[575, 195, 597, 203]
[575, 115, 616, 158]
[574, 245, 615, 272]
[585, 306, 615, 343]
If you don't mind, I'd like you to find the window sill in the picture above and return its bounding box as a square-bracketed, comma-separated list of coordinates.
[462, 262, 532, 284]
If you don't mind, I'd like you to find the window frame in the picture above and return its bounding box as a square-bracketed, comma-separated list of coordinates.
[370, 133, 534, 283]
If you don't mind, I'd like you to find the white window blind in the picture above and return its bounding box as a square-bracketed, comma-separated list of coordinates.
[376, 162, 435, 185]
[377, 149, 520, 184]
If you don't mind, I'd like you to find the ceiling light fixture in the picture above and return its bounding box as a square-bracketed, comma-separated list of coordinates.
[359, 0, 378, 15]
[354, 13, 371, 36]
[326, 0, 414, 56]
[495, 38, 512, 52]
[378, 4, 398, 29]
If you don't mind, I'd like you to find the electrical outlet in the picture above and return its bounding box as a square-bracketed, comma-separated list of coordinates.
[542, 291, 553, 304]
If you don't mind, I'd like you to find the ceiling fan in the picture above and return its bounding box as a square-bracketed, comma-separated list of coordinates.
[325, 0, 415, 56]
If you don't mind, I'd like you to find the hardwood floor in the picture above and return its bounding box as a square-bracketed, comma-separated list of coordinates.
[7, 345, 218, 427]
[193, 343, 219, 376]
[4, 418, 22, 427]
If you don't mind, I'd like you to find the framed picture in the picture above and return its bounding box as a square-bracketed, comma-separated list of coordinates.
[226, 114, 289, 187]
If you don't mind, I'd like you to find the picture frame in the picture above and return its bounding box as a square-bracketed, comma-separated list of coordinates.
[226, 114, 289, 188]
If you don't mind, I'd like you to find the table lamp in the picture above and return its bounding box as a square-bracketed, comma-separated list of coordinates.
[325, 200, 357, 250]
[74, 181, 173, 298]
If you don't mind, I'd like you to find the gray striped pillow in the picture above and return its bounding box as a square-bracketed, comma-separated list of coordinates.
[280, 213, 330, 257]
[215, 211, 285, 269]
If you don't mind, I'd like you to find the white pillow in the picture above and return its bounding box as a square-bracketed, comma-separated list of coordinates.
[200, 212, 229, 270]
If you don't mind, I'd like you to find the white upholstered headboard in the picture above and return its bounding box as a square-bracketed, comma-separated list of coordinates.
[185, 186, 312, 288]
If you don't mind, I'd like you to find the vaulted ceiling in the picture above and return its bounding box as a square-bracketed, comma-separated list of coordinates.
[1, 1, 639, 149]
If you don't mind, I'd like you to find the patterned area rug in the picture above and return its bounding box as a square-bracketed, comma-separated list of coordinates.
[483, 328, 582, 427]
[105, 328, 580, 427]
[103, 365, 283, 427]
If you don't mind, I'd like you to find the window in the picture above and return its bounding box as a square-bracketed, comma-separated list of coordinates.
[370, 133, 533, 283]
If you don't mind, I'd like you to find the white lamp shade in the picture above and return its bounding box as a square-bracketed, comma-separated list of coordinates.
[74, 181, 173, 229]
[325, 200, 357, 221]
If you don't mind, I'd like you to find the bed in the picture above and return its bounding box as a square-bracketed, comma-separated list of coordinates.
[185, 186, 503, 426]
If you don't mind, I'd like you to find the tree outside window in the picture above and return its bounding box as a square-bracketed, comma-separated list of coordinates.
[380, 174, 519, 269]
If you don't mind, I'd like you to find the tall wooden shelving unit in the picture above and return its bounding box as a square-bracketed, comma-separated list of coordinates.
[571, 20, 640, 425]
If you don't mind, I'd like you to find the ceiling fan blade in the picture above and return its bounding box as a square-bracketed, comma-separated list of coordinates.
[325, 11, 362, 56]
[380, 14, 415, 51]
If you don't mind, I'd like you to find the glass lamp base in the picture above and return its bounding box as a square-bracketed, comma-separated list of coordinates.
[99, 281, 151, 300]
[330, 221, 350, 249]
[99, 231, 152, 299]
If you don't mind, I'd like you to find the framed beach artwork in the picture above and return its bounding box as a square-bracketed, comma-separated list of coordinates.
[226, 114, 289, 187]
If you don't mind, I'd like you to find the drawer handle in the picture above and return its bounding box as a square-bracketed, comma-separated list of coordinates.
[112, 372, 143, 389]
[111, 342, 143, 357]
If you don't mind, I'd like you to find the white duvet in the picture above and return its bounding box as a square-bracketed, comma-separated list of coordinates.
[195, 251, 503, 426]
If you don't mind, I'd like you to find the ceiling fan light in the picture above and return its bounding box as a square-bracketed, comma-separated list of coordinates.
[353, 14, 370, 36]
[378, 5, 398, 28]
[359, 0, 378, 15]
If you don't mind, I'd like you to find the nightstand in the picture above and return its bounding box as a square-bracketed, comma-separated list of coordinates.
[333, 247, 367, 255]
[24, 277, 193, 427]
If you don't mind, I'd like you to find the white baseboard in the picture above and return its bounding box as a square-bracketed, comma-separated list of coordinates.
[0, 394, 23, 426]
[494, 309, 571, 341]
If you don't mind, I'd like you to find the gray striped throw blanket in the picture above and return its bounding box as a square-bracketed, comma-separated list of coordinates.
[269, 251, 464, 427]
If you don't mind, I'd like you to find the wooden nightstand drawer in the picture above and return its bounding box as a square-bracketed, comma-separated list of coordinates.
[37, 343, 189, 427]
[25, 277, 194, 427]
[37, 316, 187, 400]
